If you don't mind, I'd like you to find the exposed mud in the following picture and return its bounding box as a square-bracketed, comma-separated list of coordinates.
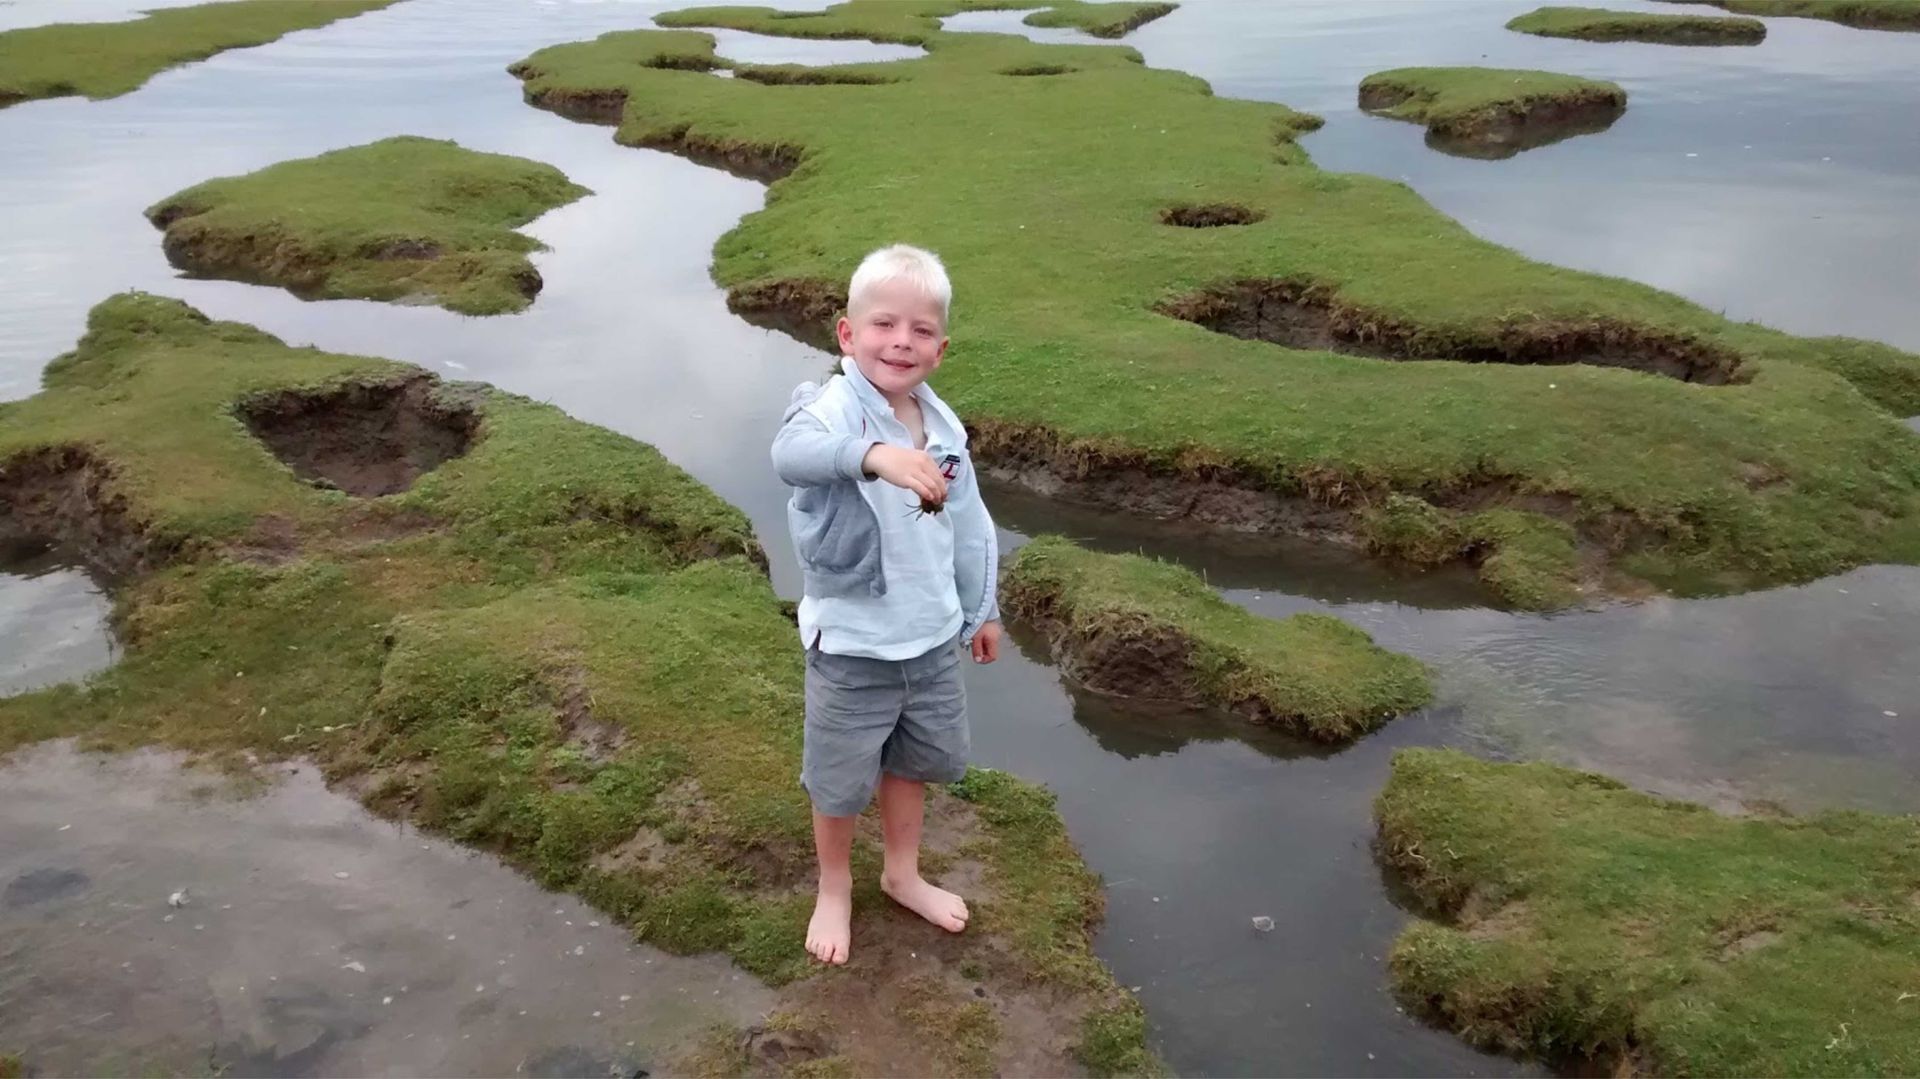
[1159, 278, 1745, 384]
[726, 278, 846, 353]
[517, 83, 629, 125]
[733, 66, 896, 86]
[1160, 202, 1265, 228]
[0, 446, 177, 582]
[1002, 64, 1077, 76]
[627, 124, 802, 185]
[1359, 84, 1628, 160]
[1080, 1, 1178, 38]
[970, 414, 1632, 605]
[236, 374, 480, 498]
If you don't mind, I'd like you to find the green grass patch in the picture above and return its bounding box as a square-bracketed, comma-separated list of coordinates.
[1682, 0, 1920, 31]
[144, 136, 588, 315]
[0, 0, 397, 107]
[1377, 748, 1920, 1076]
[1358, 67, 1626, 159]
[1507, 5, 1767, 43]
[0, 293, 1151, 1075]
[512, 4, 1920, 607]
[1002, 536, 1432, 742]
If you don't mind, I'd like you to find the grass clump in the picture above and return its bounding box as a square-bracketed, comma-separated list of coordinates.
[0, 293, 1150, 1076]
[1002, 536, 1432, 742]
[1359, 67, 1626, 159]
[0, 0, 396, 108]
[514, 4, 1920, 608]
[1683, 0, 1920, 30]
[145, 136, 589, 315]
[1377, 748, 1920, 1076]
[1507, 5, 1767, 44]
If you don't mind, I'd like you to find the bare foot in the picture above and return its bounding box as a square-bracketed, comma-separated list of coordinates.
[882, 873, 969, 933]
[807, 879, 852, 964]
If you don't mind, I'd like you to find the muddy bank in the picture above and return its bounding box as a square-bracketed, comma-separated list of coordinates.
[0, 447, 176, 582]
[1358, 69, 1627, 160]
[1002, 536, 1432, 743]
[1159, 277, 1740, 384]
[0, 740, 772, 1077]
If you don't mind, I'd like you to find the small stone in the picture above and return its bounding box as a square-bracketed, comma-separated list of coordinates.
[383, 996, 393, 1005]
[1251, 916, 1275, 933]
[593, 1011, 602, 1018]
[168, 889, 189, 908]
[162, 914, 174, 923]
[619, 994, 632, 1002]
[588, 921, 601, 928]
[573, 945, 585, 956]
[334, 871, 350, 880]
[343, 960, 366, 973]
[58, 824, 71, 831]
[446, 934, 456, 941]
[1885, 711, 1899, 718]
[475, 984, 485, 993]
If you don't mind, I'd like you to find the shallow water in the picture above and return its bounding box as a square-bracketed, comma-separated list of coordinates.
[1, 1, 1917, 1074]
[0, 543, 115, 698]
[0, 740, 772, 1076]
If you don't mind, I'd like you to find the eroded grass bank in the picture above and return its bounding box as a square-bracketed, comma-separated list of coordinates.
[510, 1, 1920, 610]
[1507, 6, 1768, 44]
[1378, 749, 1920, 1076]
[1003, 536, 1431, 743]
[146, 137, 589, 315]
[1358, 67, 1627, 159]
[0, 294, 1156, 1077]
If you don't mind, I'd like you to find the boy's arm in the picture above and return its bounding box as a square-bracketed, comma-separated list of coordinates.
[771, 384, 874, 488]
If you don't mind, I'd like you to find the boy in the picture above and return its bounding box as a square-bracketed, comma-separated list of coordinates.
[770, 244, 1003, 965]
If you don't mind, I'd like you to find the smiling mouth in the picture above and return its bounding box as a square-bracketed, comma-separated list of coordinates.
[880, 358, 914, 370]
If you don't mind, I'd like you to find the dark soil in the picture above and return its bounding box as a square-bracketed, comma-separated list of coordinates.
[1159, 203, 1265, 228]
[0, 446, 179, 581]
[1158, 277, 1745, 384]
[726, 278, 846, 353]
[1005, 586, 1201, 703]
[733, 66, 895, 85]
[1002, 65, 1076, 76]
[235, 374, 480, 498]
[517, 83, 629, 125]
[627, 124, 802, 184]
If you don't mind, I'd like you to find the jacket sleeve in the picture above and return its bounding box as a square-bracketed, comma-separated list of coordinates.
[947, 447, 1002, 635]
[771, 382, 874, 488]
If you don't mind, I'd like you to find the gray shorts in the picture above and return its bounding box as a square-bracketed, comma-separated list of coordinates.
[802, 633, 970, 817]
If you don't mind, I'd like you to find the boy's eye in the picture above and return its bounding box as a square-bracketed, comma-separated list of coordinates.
[914, 327, 933, 338]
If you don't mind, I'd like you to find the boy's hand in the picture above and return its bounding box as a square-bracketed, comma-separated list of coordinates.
[970, 620, 1003, 664]
[862, 444, 948, 505]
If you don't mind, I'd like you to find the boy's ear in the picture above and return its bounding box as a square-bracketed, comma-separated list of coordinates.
[935, 336, 949, 365]
[836, 316, 854, 355]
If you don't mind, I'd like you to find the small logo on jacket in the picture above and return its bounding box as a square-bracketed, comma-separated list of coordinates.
[939, 454, 961, 480]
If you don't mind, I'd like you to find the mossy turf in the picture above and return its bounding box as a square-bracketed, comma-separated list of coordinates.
[1377, 749, 1920, 1076]
[1507, 5, 1767, 44]
[0, 295, 1153, 1075]
[1002, 536, 1431, 742]
[0, 0, 397, 108]
[145, 136, 589, 315]
[1683, 0, 1920, 30]
[1019, 0, 1176, 37]
[1358, 67, 1627, 159]
[513, 3, 1920, 609]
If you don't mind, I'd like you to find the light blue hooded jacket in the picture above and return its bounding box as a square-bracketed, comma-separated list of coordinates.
[770, 358, 1001, 646]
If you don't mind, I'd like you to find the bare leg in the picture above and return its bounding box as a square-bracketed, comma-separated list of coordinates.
[807, 810, 856, 964]
[878, 774, 968, 933]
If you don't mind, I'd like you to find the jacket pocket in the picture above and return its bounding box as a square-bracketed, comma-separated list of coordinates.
[792, 482, 871, 574]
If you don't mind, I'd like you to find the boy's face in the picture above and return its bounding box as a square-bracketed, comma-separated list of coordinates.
[837, 279, 948, 398]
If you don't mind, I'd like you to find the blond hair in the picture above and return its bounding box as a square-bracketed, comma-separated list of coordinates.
[846, 244, 951, 327]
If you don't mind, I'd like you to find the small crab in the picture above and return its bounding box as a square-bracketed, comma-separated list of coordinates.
[905, 493, 946, 520]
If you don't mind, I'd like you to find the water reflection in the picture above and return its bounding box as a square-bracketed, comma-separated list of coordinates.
[0, 541, 115, 697]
